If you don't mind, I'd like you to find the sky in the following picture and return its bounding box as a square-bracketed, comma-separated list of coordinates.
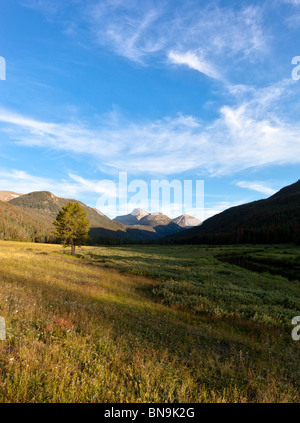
[0, 0, 300, 220]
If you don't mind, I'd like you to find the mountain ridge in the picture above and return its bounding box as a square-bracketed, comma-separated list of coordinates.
[165, 180, 300, 244]
[9, 191, 127, 231]
[7, 191, 184, 242]
[4, 181, 299, 245]
[114, 209, 201, 229]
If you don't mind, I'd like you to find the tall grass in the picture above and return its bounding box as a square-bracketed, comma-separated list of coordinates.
[0, 241, 299, 402]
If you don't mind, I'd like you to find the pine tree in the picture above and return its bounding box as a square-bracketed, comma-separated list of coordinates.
[53, 202, 90, 255]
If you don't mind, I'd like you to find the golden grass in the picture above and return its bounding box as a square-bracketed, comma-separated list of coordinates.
[0, 241, 299, 403]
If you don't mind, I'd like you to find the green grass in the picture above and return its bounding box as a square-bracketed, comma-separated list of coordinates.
[0, 241, 299, 402]
[77, 245, 300, 326]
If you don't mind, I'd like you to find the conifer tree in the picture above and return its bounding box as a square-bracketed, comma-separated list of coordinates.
[53, 202, 90, 254]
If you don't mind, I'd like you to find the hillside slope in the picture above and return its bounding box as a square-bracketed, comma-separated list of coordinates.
[9, 191, 127, 231]
[0, 200, 54, 242]
[165, 180, 300, 244]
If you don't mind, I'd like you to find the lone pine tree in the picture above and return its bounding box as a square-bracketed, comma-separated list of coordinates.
[53, 202, 90, 255]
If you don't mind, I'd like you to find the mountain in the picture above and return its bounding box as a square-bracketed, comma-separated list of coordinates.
[114, 208, 149, 225]
[165, 180, 300, 244]
[4, 191, 206, 243]
[138, 212, 183, 237]
[114, 209, 183, 237]
[8, 191, 135, 243]
[0, 200, 54, 242]
[7, 191, 181, 243]
[172, 214, 202, 228]
[9, 191, 126, 231]
[139, 212, 172, 226]
[0, 191, 23, 202]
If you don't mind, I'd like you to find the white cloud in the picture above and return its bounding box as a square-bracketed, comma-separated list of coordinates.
[0, 169, 114, 200]
[92, 2, 266, 63]
[168, 51, 220, 80]
[236, 181, 277, 196]
[85, 1, 165, 63]
[22, 1, 267, 73]
[0, 108, 117, 159]
[1, 78, 300, 177]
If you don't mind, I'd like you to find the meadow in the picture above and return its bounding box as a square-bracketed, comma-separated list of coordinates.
[0, 241, 299, 402]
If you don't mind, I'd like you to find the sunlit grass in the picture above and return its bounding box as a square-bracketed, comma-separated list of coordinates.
[0, 241, 299, 402]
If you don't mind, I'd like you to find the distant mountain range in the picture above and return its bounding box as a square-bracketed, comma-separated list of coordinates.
[114, 209, 202, 232]
[0, 190, 198, 243]
[1, 181, 299, 245]
[165, 180, 300, 244]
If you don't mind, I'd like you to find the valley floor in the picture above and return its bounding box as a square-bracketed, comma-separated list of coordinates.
[0, 241, 299, 402]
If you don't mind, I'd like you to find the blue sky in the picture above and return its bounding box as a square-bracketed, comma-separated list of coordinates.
[0, 0, 300, 219]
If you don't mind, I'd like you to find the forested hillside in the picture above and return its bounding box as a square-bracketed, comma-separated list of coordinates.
[0, 200, 54, 242]
[165, 180, 300, 244]
[9, 191, 126, 230]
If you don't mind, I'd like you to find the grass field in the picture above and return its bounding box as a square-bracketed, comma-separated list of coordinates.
[0, 241, 299, 402]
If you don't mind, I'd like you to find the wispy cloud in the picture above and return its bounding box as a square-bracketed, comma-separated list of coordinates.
[87, 1, 267, 81]
[1, 78, 300, 177]
[236, 181, 277, 196]
[0, 107, 117, 159]
[91, 2, 163, 63]
[22, 1, 267, 76]
[168, 51, 220, 80]
[0, 169, 113, 200]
